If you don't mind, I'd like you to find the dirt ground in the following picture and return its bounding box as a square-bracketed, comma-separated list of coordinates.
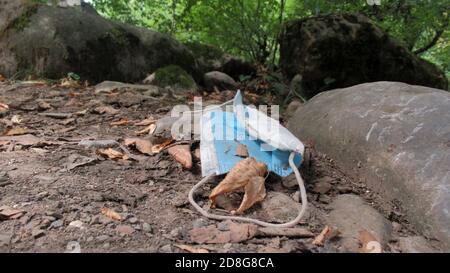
[0, 81, 419, 253]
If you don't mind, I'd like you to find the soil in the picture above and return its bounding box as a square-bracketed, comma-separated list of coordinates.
[0, 81, 418, 253]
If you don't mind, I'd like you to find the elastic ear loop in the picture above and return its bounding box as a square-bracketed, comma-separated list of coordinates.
[188, 152, 308, 227]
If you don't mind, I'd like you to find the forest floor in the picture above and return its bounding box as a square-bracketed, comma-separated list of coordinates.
[0, 81, 419, 253]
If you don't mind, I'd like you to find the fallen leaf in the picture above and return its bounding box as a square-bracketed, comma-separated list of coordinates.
[151, 138, 173, 154]
[209, 158, 267, 213]
[167, 145, 192, 169]
[0, 74, 6, 82]
[235, 176, 266, 214]
[174, 244, 209, 253]
[97, 148, 129, 160]
[0, 206, 25, 220]
[124, 138, 153, 155]
[359, 230, 382, 253]
[235, 143, 249, 157]
[3, 127, 28, 136]
[312, 225, 333, 246]
[94, 106, 119, 115]
[189, 221, 257, 244]
[136, 123, 156, 135]
[135, 117, 155, 126]
[101, 207, 122, 221]
[0, 102, 9, 110]
[110, 118, 129, 126]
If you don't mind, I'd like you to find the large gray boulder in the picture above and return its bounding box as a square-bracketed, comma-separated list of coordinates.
[204, 71, 237, 91]
[287, 81, 450, 250]
[279, 14, 448, 99]
[0, 3, 200, 84]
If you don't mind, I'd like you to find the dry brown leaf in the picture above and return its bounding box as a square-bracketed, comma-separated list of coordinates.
[209, 158, 267, 214]
[94, 106, 119, 115]
[235, 176, 266, 214]
[96, 148, 129, 160]
[110, 118, 129, 126]
[167, 145, 192, 169]
[312, 225, 333, 246]
[124, 138, 153, 155]
[136, 123, 156, 135]
[4, 127, 28, 136]
[359, 230, 382, 253]
[101, 207, 122, 221]
[235, 143, 249, 157]
[0, 102, 9, 110]
[135, 118, 155, 126]
[0, 74, 6, 82]
[174, 244, 209, 253]
[151, 138, 173, 154]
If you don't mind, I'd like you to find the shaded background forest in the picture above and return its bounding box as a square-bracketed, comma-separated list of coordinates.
[89, 0, 449, 79]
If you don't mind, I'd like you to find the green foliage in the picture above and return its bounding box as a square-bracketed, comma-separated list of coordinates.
[153, 65, 196, 89]
[90, 0, 449, 77]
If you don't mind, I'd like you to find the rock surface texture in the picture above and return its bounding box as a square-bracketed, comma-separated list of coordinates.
[279, 14, 448, 99]
[288, 81, 450, 250]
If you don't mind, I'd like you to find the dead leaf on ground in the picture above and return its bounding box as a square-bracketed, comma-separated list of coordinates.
[189, 220, 257, 244]
[209, 158, 267, 214]
[0, 206, 26, 220]
[312, 225, 338, 246]
[94, 106, 119, 115]
[110, 118, 130, 126]
[3, 127, 28, 136]
[101, 207, 122, 221]
[235, 143, 249, 157]
[135, 118, 155, 126]
[151, 138, 173, 154]
[136, 123, 156, 135]
[175, 244, 209, 253]
[0, 102, 9, 110]
[0, 74, 6, 82]
[124, 138, 153, 155]
[359, 230, 382, 253]
[167, 145, 192, 169]
[96, 148, 129, 160]
[235, 176, 266, 214]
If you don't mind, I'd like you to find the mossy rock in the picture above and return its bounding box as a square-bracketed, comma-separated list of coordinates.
[153, 65, 197, 90]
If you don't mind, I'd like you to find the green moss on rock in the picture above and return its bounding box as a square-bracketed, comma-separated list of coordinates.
[153, 65, 196, 89]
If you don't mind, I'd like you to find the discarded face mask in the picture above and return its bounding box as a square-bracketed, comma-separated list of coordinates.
[189, 90, 308, 228]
